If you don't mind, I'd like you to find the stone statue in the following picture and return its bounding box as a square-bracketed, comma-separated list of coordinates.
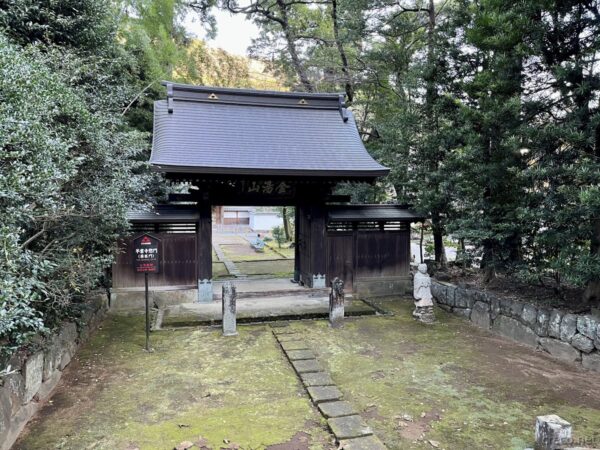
[413, 263, 435, 323]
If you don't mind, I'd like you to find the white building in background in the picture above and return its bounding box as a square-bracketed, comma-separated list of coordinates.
[212, 206, 283, 231]
[250, 210, 283, 231]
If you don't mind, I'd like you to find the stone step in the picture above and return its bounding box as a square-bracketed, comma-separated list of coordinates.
[299, 371, 335, 387]
[328, 415, 373, 440]
[213, 288, 331, 300]
[318, 401, 356, 418]
[339, 436, 387, 450]
[307, 386, 343, 404]
[290, 359, 322, 374]
[159, 297, 376, 328]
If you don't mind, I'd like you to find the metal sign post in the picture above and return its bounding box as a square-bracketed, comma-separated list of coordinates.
[133, 233, 161, 352]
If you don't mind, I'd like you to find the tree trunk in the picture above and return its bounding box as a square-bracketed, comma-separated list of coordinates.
[419, 222, 424, 263]
[425, 0, 446, 268]
[277, 0, 314, 92]
[331, 0, 353, 103]
[583, 123, 600, 304]
[282, 206, 291, 241]
[432, 223, 447, 266]
[481, 241, 496, 283]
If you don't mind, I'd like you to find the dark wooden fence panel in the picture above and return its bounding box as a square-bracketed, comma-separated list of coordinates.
[112, 233, 197, 288]
[355, 230, 409, 278]
[326, 229, 410, 290]
[326, 233, 354, 290]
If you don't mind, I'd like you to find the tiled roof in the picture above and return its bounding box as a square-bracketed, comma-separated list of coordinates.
[150, 83, 389, 178]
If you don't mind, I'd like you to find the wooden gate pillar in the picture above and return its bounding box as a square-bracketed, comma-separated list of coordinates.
[294, 206, 300, 282]
[310, 204, 327, 288]
[196, 201, 213, 302]
[296, 203, 327, 288]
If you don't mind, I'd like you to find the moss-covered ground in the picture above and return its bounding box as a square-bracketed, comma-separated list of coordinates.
[283, 300, 600, 449]
[236, 260, 294, 277]
[212, 261, 231, 279]
[14, 317, 333, 450]
[15, 299, 600, 449]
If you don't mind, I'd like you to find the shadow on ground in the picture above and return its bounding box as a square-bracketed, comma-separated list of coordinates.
[14, 299, 600, 449]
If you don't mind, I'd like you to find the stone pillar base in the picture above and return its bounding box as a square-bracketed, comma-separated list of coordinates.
[312, 274, 326, 289]
[197, 279, 213, 303]
[535, 415, 572, 450]
[413, 306, 435, 324]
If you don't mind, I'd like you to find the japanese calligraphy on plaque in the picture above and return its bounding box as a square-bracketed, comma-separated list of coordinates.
[133, 234, 161, 273]
[241, 180, 294, 196]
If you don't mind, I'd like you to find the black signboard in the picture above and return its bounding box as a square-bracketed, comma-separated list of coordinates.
[133, 234, 161, 274]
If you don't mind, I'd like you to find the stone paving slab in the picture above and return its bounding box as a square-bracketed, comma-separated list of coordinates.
[307, 386, 343, 404]
[280, 340, 310, 351]
[299, 371, 335, 387]
[286, 349, 316, 361]
[317, 400, 356, 418]
[291, 359, 322, 374]
[276, 334, 303, 342]
[328, 415, 373, 440]
[339, 435, 387, 450]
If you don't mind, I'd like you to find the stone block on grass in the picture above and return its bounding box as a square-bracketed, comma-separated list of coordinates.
[286, 349, 316, 361]
[521, 304, 538, 328]
[571, 334, 594, 353]
[582, 352, 600, 372]
[37, 370, 61, 401]
[471, 301, 490, 329]
[299, 371, 335, 387]
[535, 415, 571, 450]
[280, 340, 310, 351]
[318, 400, 356, 418]
[307, 386, 343, 404]
[499, 298, 514, 316]
[539, 338, 581, 364]
[492, 315, 538, 347]
[559, 314, 577, 343]
[338, 436, 387, 450]
[490, 296, 501, 321]
[291, 359, 322, 374]
[0, 386, 11, 438]
[509, 300, 524, 319]
[23, 352, 44, 404]
[445, 285, 457, 307]
[535, 309, 550, 337]
[548, 309, 563, 339]
[577, 315, 598, 340]
[454, 308, 471, 319]
[328, 415, 373, 440]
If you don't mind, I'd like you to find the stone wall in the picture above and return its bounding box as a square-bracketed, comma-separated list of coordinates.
[0, 293, 107, 450]
[431, 280, 600, 373]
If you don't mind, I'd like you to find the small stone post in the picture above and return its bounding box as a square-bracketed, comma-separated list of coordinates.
[534, 415, 572, 450]
[329, 277, 345, 328]
[222, 282, 238, 337]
